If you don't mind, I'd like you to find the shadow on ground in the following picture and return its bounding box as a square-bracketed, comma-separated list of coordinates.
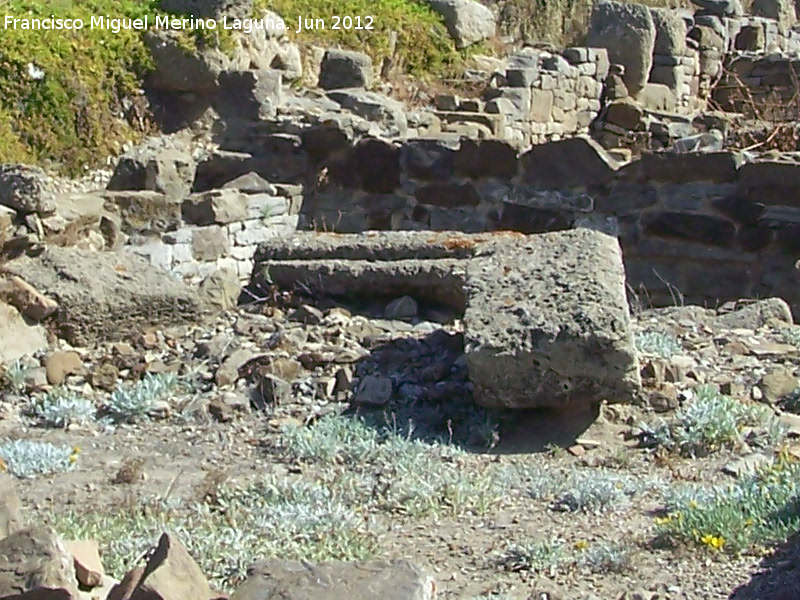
[729, 531, 800, 599]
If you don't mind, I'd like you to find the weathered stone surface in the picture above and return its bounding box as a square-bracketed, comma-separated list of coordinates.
[104, 191, 183, 235]
[144, 30, 225, 93]
[63, 540, 104, 588]
[651, 7, 687, 54]
[45, 351, 84, 386]
[230, 559, 436, 600]
[714, 298, 793, 329]
[215, 69, 282, 121]
[454, 139, 518, 179]
[255, 230, 640, 411]
[498, 204, 573, 233]
[3, 247, 204, 346]
[326, 90, 408, 138]
[354, 138, 400, 194]
[0, 276, 58, 323]
[415, 182, 482, 207]
[587, 0, 656, 96]
[635, 151, 742, 183]
[429, 0, 495, 48]
[752, 0, 792, 29]
[106, 533, 212, 600]
[689, 0, 743, 16]
[107, 147, 195, 200]
[642, 211, 737, 246]
[0, 165, 56, 216]
[463, 228, 640, 409]
[401, 139, 456, 181]
[521, 136, 619, 188]
[0, 302, 47, 366]
[192, 226, 230, 261]
[200, 268, 242, 311]
[0, 527, 79, 598]
[193, 150, 306, 190]
[319, 49, 373, 90]
[0, 474, 24, 539]
[183, 190, 248, 225]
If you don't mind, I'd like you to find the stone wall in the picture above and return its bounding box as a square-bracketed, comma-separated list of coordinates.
[432, 46, 608, 146]
[296, 136, 800, 316]
[715, 54, 800, 118]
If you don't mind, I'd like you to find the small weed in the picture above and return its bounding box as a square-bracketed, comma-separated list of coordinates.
[655, 456, 800, 555]
[105, 373, 180, 424]
[639, 386, 775, 458]
[1, 360, 31, 394]
[497, 540, 566, 574]
[0, 439, 79, 478]
[635, 331, 683, 358]
[782, 328, 800, 348]
[34, 389, 96, 428]
[553, 471, 638, 514]
[576, 541, 633, 574]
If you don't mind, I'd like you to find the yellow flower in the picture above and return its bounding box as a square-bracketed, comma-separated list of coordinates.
[688, 500, 699, 509]
[72, 446, 81, 454]
[654, 516, 672, 525]
[701, 534, 725, 550]
[574, 540, 589, 550]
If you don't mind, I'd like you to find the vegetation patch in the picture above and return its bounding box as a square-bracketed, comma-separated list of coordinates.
[655, 455, 800, 555]
[0, 439, 80, 478]
[638, 385, 778, 458]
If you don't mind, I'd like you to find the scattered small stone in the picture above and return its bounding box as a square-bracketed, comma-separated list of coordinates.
[45, 350, 84, 386]
[352, 375, 393, 406]
[384, 295, 418, 320]
[722, 452, 770, 478]
[64, 539, 104, 588]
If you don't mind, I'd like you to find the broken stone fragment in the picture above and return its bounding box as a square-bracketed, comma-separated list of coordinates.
[0, 527, 80, 598]
[0, 276, 59, 322]
[105, 532, 212, 600]
[230, 558, 437, 600]
[63, 540, 104, 588]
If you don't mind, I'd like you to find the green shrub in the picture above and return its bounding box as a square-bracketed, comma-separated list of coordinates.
[0, 439, 79, 478]
[34, 389, 96, 428]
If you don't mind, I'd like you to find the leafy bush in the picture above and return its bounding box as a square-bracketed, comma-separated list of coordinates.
[639, 386, 775, 457]
[34, 389, 96, 428]
[497, 540, 566, 574]
[576, 541, 632, 573]
[0, 439, 79, 478]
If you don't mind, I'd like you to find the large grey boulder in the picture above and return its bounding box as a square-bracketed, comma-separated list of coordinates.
[587, 0, 656, 97]
[0, 164, 56, 216]
[252, 230, 641, 412]
[319, 49, 374, 90]
[463, 228, 641, 409]
[326, 90, 408, 137]
[144, 30, 227, 93]
[3, 247, 206, 346]
[650, 7, 688, 55]
[428, 0, 496, 48]
[230, 559, 436, 600]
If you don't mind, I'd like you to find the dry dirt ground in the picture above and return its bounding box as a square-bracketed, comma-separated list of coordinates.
[4, 300, 800, 600]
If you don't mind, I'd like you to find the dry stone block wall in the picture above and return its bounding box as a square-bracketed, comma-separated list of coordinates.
[299, 136, 800, 317]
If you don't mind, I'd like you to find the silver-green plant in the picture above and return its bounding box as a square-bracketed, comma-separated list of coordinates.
[639, 385, 775, 457]
[2, 359, 31, 394]
[34, 389, 96, 428]
[635, 331, 682, 358]
[0, 439, 77, 478]
[105, 373, 180, 423]
[576, 541, 632, 573]
[497, 539, 566, 574]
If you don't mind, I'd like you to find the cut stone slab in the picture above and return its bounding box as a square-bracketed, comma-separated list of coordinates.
[253, 230, 641, 410]
[463, 228, 641, 409]
[0, 527, 80, 599]
[3, 247, 205, 346]
[0, 301, 48, 366]
[230, 559, 436, 600]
